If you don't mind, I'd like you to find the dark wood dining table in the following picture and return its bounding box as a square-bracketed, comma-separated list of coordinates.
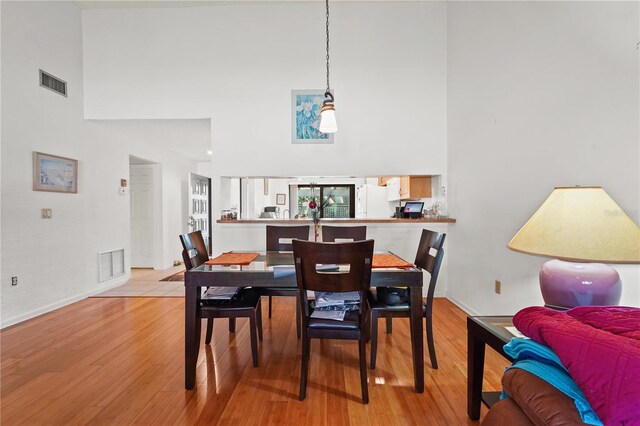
[184, 251, 425, 392]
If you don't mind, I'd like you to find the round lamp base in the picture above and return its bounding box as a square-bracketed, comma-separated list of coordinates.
[539, 259, 622, 308]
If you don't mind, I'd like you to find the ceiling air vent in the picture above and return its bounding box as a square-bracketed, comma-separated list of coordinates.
[39, 69, 67, 97]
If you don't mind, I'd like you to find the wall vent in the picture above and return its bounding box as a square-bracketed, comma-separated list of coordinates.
[39, 69, 67, 97]
[99, 249, 125, 282]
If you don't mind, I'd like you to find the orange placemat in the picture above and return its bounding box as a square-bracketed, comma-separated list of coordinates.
[372, 254, 413, 269]
[206, 252, 259, 266]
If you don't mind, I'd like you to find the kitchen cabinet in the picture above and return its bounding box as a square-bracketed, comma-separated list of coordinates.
[385, 176, 432, 201]
[378, 177, 392, 186]
[399, 176, 432, 200]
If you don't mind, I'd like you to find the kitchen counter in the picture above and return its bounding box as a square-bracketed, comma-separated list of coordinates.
[217, 218, 456, 224]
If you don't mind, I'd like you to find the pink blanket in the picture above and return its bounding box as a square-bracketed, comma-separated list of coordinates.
[514, 306, 640, 426]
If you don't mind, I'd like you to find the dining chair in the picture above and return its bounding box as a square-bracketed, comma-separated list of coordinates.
[180, 231, 263, 366]
[263, 225, 310, 338]
[321, 225, 367, 242]
[368, 229, 446, 370]
[293, 239, 375, 404]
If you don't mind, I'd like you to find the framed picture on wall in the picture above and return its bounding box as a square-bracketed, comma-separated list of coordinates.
[276, 193, 286, 205]
[291, 90, 334, 144]
[33, 152, 78, 193]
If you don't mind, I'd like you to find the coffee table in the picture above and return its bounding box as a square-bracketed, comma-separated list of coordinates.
[467, 316, 515, 420]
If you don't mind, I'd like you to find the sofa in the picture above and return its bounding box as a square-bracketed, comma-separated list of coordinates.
[481, 306, 640, 426]
[481, 369, 584, 426]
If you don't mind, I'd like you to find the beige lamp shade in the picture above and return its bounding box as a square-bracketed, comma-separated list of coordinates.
[508, 187, 640, 264]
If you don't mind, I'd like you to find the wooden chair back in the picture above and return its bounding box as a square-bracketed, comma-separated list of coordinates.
[321, 225, 367, 242]
[414, 229, 446, 298]
[293, 239, 374, 318]
[179, 231, 208, 271]
[266, 225, 310, 251]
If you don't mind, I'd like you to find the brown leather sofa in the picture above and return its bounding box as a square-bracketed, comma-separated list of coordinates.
[481, 369, 585, 426]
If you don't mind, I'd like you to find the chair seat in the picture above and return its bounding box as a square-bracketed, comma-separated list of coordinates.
[367, 289, 426, 311]
[201, 288, 261, 311]
[308, 309, 361, 331]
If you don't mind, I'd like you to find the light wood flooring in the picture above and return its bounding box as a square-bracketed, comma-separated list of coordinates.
[1, 297, 509, 425]
[95, 267, 185, 297]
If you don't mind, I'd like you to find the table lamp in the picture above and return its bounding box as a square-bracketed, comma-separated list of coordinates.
[508, 186, 640, 308]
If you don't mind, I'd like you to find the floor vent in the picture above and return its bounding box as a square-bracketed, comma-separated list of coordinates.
[39, 69, 67, 97]
[99, 249, 125, 282]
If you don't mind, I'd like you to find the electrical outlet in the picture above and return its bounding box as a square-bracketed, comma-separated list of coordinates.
[41, 208, 52, 219]
[495, 280, 501, 294]
[11, 276, 18, 286]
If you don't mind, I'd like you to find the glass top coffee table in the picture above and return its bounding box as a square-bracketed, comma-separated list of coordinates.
[466, 316, 516, 420]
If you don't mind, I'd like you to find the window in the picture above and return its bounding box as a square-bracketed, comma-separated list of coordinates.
[297, 185, 355, 218]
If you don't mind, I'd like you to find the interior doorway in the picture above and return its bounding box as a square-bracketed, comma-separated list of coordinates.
[188, 173, 212, 254]
[129, 156, 159, 268]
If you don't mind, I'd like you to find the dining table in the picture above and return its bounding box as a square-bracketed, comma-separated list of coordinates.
[184, 250, 425, 392]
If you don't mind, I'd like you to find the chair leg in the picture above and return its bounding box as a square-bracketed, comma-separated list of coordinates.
[386, 315, 393, 334]
[426, 311, 437, 369]
[359, 336, 369, 404]
[268, 295, 273, 318]
[300, 336, 310, 400]
[229, 318, 236, 333]
[295, 296, 301, 339]
[370, 311, 378, 369]
[205, 318, 214, 345]
[256, 301, 263, 341]
[249, 314, 259, 367]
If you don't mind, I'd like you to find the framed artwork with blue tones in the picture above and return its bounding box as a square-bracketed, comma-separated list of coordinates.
[291, 90, 334, 144]
[33, 152, 78, 193]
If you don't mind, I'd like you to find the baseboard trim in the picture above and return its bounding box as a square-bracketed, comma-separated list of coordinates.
[445, 294, 480, 316]
[0, 275, 129, 329]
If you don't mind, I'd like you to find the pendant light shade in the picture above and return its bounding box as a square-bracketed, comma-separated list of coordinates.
[319, 92, 337, 133]
[319, 0, 337, 134]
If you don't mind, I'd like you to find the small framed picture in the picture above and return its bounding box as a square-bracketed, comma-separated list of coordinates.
[33, 152, 78, 193]
[276, 193, 286, 205]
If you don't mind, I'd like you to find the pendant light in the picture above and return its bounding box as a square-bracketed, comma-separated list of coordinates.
[318, 0, 337, 134]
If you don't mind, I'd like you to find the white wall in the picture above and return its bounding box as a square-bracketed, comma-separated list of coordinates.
[81, 2, 448, 177]
[0, 1, 197, 327]
[251, 179, 290, 218]
[446, 1, 640, 314]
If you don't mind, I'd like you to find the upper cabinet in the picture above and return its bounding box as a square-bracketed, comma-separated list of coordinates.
[378, 177, 392, 186]
[399, 176, 431, 200]
[382, 176, 432, 201]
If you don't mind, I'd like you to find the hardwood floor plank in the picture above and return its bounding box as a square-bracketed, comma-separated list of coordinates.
[1, 297, 509, 425]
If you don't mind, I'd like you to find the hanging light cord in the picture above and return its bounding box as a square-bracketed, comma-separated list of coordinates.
[325, 0, 330, 93]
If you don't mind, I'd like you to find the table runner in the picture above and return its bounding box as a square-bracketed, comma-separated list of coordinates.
[206, 252, 259, 265]
[372, 253, 413, 269]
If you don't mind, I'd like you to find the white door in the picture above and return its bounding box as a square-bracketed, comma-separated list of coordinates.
[130, 164, 155, 267]
[188, 173, 211, 253]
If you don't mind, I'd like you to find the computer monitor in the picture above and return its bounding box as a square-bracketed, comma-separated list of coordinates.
[403, 202, 424, 218]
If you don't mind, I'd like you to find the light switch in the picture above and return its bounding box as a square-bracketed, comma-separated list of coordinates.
[41, 208, 52, 219]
